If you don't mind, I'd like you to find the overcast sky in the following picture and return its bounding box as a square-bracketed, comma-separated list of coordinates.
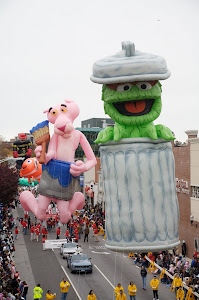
[0, 0, 198, 142]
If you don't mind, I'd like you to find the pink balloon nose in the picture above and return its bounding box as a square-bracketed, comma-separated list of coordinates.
[58, 125, 66, 132]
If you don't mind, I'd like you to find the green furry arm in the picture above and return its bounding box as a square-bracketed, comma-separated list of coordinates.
[94, 127, 114, 144]
[156, 124, 175, 140]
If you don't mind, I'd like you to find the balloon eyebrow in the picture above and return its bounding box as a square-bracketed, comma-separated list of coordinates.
[61, 104, 67, 107]
[49, 107, 53, 112]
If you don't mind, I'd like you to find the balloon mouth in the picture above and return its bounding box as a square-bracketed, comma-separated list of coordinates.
[58, 125, 66, 132]
[22, 166, 27, 170]
[113, 99, 155, 116]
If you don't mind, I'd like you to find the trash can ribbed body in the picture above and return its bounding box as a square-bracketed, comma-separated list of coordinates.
[100, 138, 180, 252]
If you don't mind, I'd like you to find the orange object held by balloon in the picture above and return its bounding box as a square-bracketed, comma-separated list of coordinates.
[20, 158, 42, 183]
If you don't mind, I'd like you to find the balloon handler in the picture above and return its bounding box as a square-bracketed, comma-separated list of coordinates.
[90, 41, 180, 252]
[20, 100, 97, 224]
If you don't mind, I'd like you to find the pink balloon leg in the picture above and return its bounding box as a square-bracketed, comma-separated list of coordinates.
[20, 191, 51, 221]
[56, 200, 71, 224]
[69, 192, 85, 213]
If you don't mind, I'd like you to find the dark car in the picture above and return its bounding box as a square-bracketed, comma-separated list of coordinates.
[67, 254, 92, 273]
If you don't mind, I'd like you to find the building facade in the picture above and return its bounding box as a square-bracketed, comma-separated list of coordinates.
[81, 118, 114, 129]
[173, 130, 199, 258]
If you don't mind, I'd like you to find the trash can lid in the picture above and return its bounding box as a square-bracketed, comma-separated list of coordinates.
[90, 41, 170, 84]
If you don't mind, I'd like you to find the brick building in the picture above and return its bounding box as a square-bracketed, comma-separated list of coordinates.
[173, 130, 199, 258]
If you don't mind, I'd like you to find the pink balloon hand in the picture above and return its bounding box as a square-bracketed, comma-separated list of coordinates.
[35, 146, 42, 159]
[70, 160, 86, 177]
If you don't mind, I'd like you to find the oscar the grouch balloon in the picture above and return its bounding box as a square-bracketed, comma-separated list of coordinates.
[91, 41, 179, 253]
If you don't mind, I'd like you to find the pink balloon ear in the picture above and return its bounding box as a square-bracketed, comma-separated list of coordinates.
[43, 109, 49, 113]
[65, 99, 74, 103]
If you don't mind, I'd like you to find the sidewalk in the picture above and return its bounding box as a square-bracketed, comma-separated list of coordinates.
[13, 207, 36, 300]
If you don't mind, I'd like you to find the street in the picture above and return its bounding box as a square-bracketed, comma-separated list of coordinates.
[15, 207, 176, 300]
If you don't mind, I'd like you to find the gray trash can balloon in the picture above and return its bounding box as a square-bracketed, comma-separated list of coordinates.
[100, 138, 179, 252]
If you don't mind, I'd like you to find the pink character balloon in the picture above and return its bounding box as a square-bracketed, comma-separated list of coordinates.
[20, 100, 97, 223]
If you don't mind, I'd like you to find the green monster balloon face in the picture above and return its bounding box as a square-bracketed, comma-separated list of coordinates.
[94, 80, 174, 143]
[102, 81, 162, 126]
[92, 42, 175, 143]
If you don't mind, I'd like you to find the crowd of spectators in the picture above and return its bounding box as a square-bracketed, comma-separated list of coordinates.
[0, 207, 28, 300]
[133, 247, 199, 299]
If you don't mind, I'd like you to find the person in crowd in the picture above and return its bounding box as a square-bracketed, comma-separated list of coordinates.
[128, 281, 137, 300]
[84, 225, 89, 242]
[75, 245, 82, 254]
[191, 258, 198, 268]
[14, 227, 18, 240]
[94, 227, 99, 242]
[46, 290, 56, 300]
[181, 240, 187, 257]
[150, 275, 159, 300]
[56, 227, 60, 239]
[140, 266, 147, 290]
[23, 220, 28, 235]
[116, 289, 127, 300]
[115, 283, 124, 298]
[173, 273, 183, 292]
[65, 229, 69, 239]
[33, 284, 43, 299]
[60, 278, 70, 300]
[176, 286, 184, 300]
[28, 216, 31, 229]
[92, 222, 96, 236]
[193, 249, 198, 259]
[41, 227, 48, 239]
[87, 290, 97, 300]
[22, 281, 28, 300]
[74, 232, 78, 242]
[35, 224, 40, 242]
[11, 262, 16, 279]
[47, 219, 52, 232]
[77, 224, 81, 239]
[42, 235, 47, 251]
[30, 224, 35, 241]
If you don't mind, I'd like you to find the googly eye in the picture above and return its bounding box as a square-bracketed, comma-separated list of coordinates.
[136, 82, 152, 90]
[117, 83, 132, 92]
[60, 108, 67, 112]
[51, 110, 57, 116]
[27, 160, 32, 164]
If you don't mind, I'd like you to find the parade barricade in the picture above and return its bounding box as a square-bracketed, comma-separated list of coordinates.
[145, 256, 199, 299]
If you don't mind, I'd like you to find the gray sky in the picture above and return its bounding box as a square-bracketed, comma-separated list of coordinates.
[0, 0, 198, 142]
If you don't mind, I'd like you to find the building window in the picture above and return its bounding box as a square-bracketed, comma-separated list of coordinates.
[194, 238, 199, 251]
[191, 186, 199, 199]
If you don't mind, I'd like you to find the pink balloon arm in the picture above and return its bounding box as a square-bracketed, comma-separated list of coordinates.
[79, 131, 97, 170]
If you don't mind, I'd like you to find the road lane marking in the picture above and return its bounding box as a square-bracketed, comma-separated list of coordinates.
[94, 264, 115, 289]
[136, 266, 139, 269]
[91, 251, 110, 255]
[61, 266, 82, 300]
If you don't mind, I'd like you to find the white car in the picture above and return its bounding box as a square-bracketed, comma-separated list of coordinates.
[60, 242, 78, 259]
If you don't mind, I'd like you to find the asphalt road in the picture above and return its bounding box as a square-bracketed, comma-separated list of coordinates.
[15, 207, 177, 300]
